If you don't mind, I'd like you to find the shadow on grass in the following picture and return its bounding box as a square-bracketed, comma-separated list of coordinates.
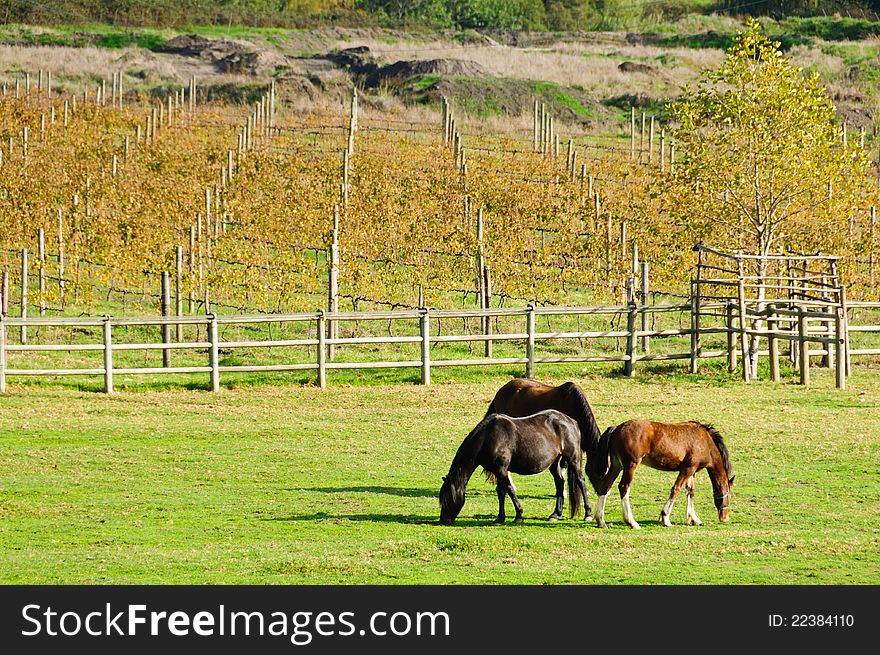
[270, 511, 438, 525]
[291, 485, 555, 502]
[292, 485, 438, 498]
[269, 510, 614, 528]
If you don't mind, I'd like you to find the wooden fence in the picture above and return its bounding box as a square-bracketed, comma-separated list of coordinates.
[2, 300, 877, 393]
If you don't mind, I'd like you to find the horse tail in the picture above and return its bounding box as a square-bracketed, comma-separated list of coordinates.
[594, 426, 614, 477]
[567, 459, 583, 519]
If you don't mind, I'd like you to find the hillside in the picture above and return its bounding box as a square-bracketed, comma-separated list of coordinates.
[2, 16, 880, 133]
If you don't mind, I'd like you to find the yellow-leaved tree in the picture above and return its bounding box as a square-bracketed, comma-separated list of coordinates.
[665, 19, 869, 271]
[660, 19, 871, 374]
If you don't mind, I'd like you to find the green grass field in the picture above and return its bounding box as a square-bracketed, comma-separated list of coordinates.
[1, 363, 878, 584]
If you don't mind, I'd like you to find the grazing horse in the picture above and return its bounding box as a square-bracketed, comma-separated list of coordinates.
[439, 410, 589, 526]
[593, 420, 735, 529]
[487, 378, 609, 517]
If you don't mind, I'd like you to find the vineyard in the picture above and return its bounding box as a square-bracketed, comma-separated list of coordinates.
[0, 62, 879, 387]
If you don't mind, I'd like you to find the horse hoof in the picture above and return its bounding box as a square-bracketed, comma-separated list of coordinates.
[492, 519, 504, 526]
[547, 515, 560, 522]
[660, 514, 672, 527]
[687, 518, 703, 526]
[584, 514, 594, 522]
[627, 522, 641, 530]
[596, 521, 608, 529]
[513, 516, 524, 524]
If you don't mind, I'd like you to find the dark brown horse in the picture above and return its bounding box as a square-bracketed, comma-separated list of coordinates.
[487, 378, 608, 517]
[593, 420, 735, 529]
[439, 410, 589, 525]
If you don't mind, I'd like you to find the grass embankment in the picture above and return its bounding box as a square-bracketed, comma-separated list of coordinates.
[1, 365, 877, 584]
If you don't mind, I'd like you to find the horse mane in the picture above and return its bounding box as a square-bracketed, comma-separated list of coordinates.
[448, 414, 496, 486]
[698, 422, 732, 479]
[561, 382, 602, 455]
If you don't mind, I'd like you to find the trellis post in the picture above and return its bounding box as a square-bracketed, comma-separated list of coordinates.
[20, 248, 28, 344]
[328, 207, 340, 360]
[835, 305, 846, 390]
[0, 315, 6, 393]
[689, 279, 698, 374]
[1, 271, 8, 317]
[640, 261, 650, 353]
[38, 228, 46, 316]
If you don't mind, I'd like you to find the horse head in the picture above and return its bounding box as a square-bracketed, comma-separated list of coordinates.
[439, 474, 465, 525]
[714, 475, 735, 522]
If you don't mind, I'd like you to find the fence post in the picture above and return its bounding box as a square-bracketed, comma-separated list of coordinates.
[208, 313, 219, 392]
[103, 316, 113, 394]
[726, 303, 736, 373]
[317, 310, 326, 389]
[835, 306, 846, 390]
[798, 308, 809, 386]
[175, 246, 183, 342]
[768, 303, 780, 383]
[624, 300, 637, 377]
[20, 248, 27, 344]
[737, 259, 749, 382]
[483, 264, 492, 358]
[0, 315, 6, 393]
[420, 308, 430, 386]
[161, 272, 171, 368]
[526, 305, 535, 378]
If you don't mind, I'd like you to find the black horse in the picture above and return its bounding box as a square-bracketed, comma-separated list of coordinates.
[486, 378, 610, 518]
[439, 410, 589, 525]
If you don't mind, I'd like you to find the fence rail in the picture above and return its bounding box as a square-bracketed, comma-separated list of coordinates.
[1, 300, 878, 393]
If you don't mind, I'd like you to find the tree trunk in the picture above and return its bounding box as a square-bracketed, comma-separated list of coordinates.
[748, 234, 772, 379]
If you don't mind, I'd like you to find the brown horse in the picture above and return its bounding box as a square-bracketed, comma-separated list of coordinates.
[487, 378, 609, 518]
[439, 410, 589, 525]
[593, 420, 735, 529]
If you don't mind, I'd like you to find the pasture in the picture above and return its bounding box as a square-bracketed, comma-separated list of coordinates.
[1, 364, 877, 584]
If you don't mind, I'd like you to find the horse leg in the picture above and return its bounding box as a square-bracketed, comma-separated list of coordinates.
[660, 469, 692, 527]
[493, 472, 507, 526]
[619, 464, 641, 529]
[506, 472, 525, 524]
[548, 459, 565, 521]
[577, 468, 592, 522]
[594, 460, 622, 529]
[685, 476, 703, 526]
